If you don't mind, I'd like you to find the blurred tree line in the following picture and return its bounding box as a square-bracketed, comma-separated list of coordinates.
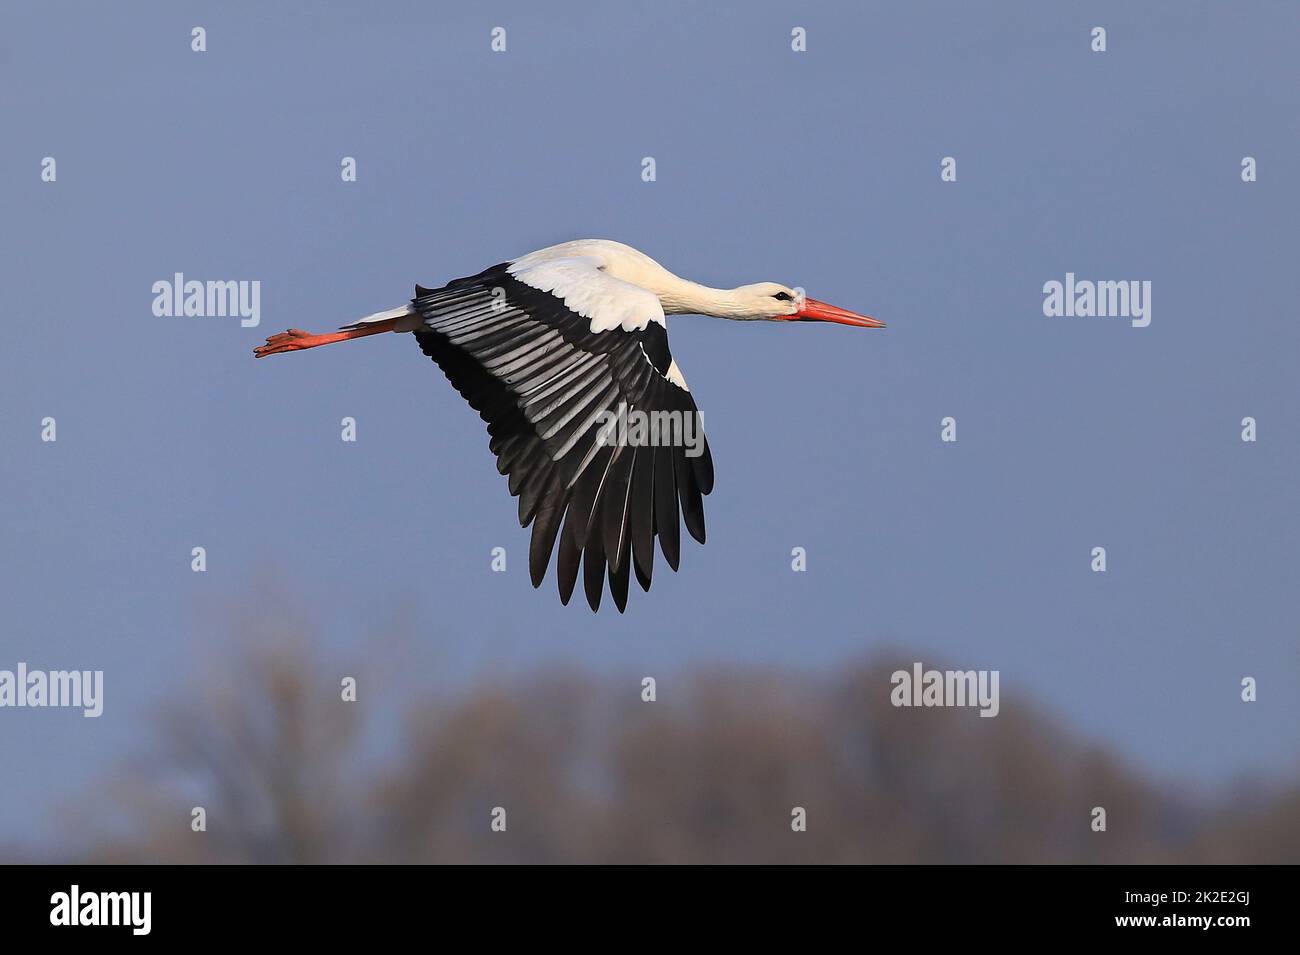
[33, 631, 1300, 864]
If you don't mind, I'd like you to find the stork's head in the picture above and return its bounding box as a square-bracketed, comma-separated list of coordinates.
[732, 282, 885, 327]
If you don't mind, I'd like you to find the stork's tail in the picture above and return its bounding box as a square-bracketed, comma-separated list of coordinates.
[338, 304, 419, 332]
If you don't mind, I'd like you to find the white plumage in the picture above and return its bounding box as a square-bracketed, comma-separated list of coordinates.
[508, 255, 665, 334]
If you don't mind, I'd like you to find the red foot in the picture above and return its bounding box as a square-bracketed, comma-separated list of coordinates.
[254, 320, 398, 358]
[254, 329, 332, 357]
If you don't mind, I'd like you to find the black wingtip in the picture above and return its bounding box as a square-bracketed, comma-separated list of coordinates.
[633, 559, 652, 593]
[582, 540, 605, 613]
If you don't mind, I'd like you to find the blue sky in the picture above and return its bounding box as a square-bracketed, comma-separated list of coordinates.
[2, 1, 1298, 847]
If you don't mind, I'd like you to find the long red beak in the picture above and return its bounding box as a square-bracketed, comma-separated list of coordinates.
[786, 297, 885, 328]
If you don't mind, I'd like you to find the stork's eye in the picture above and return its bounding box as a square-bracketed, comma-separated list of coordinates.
[772, 291, 793, 302]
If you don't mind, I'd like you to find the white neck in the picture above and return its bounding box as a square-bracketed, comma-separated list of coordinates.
[513, 239, 767, 320]
[654, 275, 757, 319]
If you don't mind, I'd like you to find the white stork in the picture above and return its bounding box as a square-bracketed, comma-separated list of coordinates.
[255, 239, 883, 612]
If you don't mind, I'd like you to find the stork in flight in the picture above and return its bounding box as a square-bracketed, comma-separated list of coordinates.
[255, 240, 883, 612]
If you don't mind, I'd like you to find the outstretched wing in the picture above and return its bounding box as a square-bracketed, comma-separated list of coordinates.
[412, 258, 714, 612]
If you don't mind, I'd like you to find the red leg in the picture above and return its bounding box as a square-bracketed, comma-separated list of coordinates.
[254, 319, 397, 358]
